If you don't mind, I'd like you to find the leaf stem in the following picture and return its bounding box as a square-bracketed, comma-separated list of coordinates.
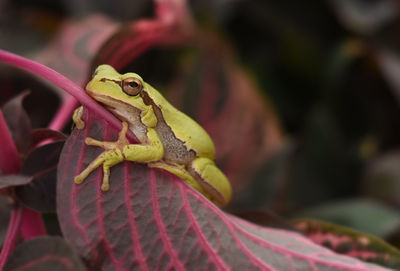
[48, 95, 79, 131]
[0, 49, 122, 132]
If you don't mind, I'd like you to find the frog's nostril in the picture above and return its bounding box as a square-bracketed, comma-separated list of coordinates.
[92, 69, 99, 77]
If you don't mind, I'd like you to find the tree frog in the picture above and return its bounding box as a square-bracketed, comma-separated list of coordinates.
[74, 65, 232, 206]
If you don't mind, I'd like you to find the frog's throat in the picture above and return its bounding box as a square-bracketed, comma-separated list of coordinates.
[87, 91, 149, 143]
[86, 90, 144, 122]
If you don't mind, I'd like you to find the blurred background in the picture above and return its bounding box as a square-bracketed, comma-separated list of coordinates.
[2, 0, 400, 247]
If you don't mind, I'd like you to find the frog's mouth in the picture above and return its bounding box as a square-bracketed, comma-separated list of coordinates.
[86, 89, 142, 124]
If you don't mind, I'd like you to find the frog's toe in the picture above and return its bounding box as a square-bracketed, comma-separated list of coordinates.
[85, 137, 106, 147]
[101, 165, 111, 191]
[74, 175, 84, 184]
[85, 137, 93, 144]
[74, 169, 93, 184]
[101, 182, 109, 191]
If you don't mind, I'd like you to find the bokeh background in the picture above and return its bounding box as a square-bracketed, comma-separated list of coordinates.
[2, 0, 400, 247]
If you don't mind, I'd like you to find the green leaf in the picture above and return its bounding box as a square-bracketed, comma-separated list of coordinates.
[296, 199, 400, 238]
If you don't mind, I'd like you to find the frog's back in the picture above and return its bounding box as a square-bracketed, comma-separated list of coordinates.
[145, 84, 216, 160]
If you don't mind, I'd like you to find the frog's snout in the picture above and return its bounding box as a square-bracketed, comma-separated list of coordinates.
[92, 69, 99, 77]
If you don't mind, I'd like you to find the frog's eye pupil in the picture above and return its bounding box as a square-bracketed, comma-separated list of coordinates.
[129, 81, 139, 88]
[122, 78, 143, 96]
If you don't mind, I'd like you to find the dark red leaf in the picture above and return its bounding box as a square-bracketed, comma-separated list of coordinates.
[30, 128, 67, 148]
[3, 236, 86, 271]
[0, 175, 33, 190]
[1, 91, 32, 157]
[294, 219, 400, 270]
[90, 20, 187, 73]
[57, 110, 389, 270]
[17, 141, 65, 213]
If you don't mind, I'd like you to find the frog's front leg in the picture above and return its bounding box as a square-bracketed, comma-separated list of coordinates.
[74, 148, 124, 191]
[74, 121, 129, 190]
[74, 121, 164, 191]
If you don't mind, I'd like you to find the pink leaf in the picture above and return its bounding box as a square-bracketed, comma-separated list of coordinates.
[57, 110, 389, 270]
[294, 219, 400, 270]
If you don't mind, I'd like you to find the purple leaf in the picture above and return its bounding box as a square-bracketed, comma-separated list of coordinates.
[0, 175, 33, 190]
[17, 141, 65, 213]
[3, 236, 86, 271]
[0, 195, 12, 247]
[57, 110, 389, 270]
[1, 91, 32, 157]
[0, 207, 23, 269]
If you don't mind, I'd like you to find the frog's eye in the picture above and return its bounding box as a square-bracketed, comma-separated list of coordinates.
[122, 77, 143, 96]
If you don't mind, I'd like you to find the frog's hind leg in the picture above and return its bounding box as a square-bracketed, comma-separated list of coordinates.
[149, 159, 232, 207]
[148, 161, 209, 199]
[189, 158, 232, 206]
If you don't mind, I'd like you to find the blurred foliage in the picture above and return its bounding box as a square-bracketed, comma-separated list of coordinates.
[3, 0, 400, 255]
[294, 218, 400, 269]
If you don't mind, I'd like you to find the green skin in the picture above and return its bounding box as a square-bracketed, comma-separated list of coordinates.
[74, 65, 232, 206]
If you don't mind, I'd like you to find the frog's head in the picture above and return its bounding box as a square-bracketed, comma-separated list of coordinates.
[86, 65, 152, 121]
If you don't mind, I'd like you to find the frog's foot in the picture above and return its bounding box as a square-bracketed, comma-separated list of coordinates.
[74, 149, 124, 190]
[85, 121, 130, 151]
[74, 122, 130, 191]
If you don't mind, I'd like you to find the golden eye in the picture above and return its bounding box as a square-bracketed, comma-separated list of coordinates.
[122, 77, 143, 96]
